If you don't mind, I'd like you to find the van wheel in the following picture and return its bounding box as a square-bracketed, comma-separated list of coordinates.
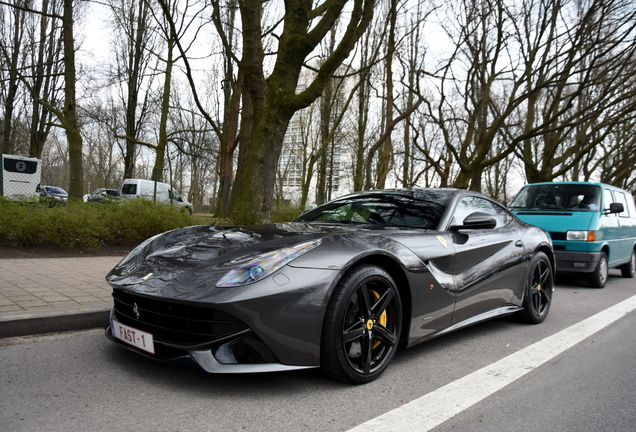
[586, 252, 608, 288]
[620, 250, 635, 278]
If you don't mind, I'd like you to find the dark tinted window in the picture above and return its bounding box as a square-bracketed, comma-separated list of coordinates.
[122, 184, 137, 194]
[295, 191, 452, 229]
[3, 157, 38, 174]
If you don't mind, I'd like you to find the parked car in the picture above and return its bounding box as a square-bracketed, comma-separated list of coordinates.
[39, 185, 68, 206]
[105, 188, 554, 383]
[119, 178, 193, 214]
[509, 181, 636, 288]
[84, 188, 121, 204]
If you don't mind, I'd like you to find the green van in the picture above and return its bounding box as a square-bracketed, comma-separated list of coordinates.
[509, 182, 636, 288]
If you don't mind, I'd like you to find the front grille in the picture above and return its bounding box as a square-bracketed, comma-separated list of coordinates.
[113, 290, 249, 346]
[549, 232, 567, 241]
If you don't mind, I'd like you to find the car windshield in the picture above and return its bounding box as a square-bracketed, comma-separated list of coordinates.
[294, 190, 452, 229]
[509, 184, 601, 212]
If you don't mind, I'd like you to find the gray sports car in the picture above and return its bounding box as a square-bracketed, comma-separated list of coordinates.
[105, 188, 554, 383]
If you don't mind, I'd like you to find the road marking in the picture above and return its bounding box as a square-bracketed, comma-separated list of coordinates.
[348, 295, 636, 432]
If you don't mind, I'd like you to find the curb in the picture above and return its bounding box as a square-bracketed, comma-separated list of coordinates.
[0, 304, 111, 338]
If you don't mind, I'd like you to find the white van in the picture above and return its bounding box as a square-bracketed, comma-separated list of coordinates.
[1, 154, 41, 201]
[120, 178, 193, 214]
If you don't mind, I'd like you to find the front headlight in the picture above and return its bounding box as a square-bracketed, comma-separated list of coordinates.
[567, 230, 596, 241]
[216, 239, 322, 287]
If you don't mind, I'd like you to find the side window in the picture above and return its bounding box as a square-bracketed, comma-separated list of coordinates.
[452, 196, 502, 228]
[614, 192, 630, 218]
[122, 184, 136, 195]
[603, 189, 616, 216]
[492, 202, 514, 226]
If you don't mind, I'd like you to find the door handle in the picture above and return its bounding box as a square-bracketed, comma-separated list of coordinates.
[515, 240, 523, 247]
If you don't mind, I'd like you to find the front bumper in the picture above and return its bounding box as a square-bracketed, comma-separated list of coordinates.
[105, 266, 340, 372]
[555, 250, 601, 273]
[105, 316, 315, 373]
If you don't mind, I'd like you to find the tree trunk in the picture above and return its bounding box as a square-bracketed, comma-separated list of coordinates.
[152, 37, 174, 182]
[230, 103, 292, 223]
[62, 0, 82, 199]
[228, 0, 375, 223]
[375, 0, 397, 189]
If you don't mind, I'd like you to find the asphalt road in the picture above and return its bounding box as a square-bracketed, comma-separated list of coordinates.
[1, 270, 634, 432]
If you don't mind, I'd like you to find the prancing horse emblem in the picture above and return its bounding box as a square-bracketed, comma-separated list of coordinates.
[133, 303, 140, 320]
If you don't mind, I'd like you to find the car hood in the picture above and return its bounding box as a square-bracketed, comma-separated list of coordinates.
[106, 222, 394, 289]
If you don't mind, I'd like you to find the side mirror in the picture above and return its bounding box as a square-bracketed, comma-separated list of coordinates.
[605, 202, 624, 215]
[450, 211, 497, 230]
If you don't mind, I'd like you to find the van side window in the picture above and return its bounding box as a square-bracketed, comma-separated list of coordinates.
[122, 184, 137, 194]
[603, 189, 616, 216]
[614, 192, 630, 217]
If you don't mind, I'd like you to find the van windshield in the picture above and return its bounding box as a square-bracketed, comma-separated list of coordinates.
[510, 184, 601, 212]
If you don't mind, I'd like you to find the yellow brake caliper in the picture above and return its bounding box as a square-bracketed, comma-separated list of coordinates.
[369, 289, 387, 349]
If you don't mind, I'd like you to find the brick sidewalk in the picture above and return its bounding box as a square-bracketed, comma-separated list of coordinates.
[0, 257, 122, 314]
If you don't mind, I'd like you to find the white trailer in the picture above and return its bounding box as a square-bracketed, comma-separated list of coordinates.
[1, 154, 42, 201]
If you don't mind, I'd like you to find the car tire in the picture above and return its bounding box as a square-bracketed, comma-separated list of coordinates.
[519, 251, 553, 324]
[586, 252, 608, 288]
[321, 264, 402, 384]
[620, 250, 635, 278]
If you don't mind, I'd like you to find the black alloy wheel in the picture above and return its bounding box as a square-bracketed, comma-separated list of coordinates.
[519, 252, 553, 324]
[321, 265, 402, 384]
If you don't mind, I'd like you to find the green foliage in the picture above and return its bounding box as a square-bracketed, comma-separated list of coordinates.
[0, 197, 309, 252]
[0, 198, 196, 250]
[226, 201, 304, 225]
[271, 204, 304, 223]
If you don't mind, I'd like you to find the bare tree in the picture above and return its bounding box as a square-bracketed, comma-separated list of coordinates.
[0, 0, 62, 158]
[425, 0, 524, 191]
[350, 12, 384, 191]
[211, 0, 241, 217]
[214, 0, 378, 223]
[108, 0, 157, 179]
[597, 116, 636, 192]
[514, 0, 636, 184]
[0, 0, 27, 154]
[352, 0, 427, 191]
[1, 0, 83, 197]
[26, 0, 63, 158]
[156, 0, 238, 217]
[168, 84, 219, 210]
